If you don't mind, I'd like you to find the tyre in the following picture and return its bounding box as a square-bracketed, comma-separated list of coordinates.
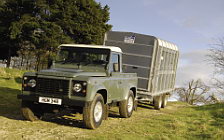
[161, 94, 168, 108]
[153, 95, 162, 110]
[83, 93, 104, 129]
[21, 101, 42, 121]
[119, 90, 134, 118]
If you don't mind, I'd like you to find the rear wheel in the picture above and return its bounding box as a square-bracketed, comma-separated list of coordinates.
[21, 101, 43, 121]
[153, 95, 162, 110]
[161, 94, 168, 108]
[83, 93, 104, 129]
[119, 90, 134, 118]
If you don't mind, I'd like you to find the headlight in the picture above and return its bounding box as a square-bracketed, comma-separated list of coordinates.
[22, 76, 37, 91]
[73, 83, 82, 92]
[72, 81, 87, 97]
[27, 79, 36, 88]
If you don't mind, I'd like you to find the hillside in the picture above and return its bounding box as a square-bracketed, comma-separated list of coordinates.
[0, 68, 223, 140]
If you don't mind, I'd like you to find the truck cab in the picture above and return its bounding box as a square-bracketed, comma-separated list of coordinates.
[18, 44, 138, 129]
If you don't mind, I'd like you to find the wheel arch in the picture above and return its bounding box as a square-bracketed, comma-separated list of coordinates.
[87, 84, 107, 102]
[130, 87, 137, 98]
[96, 89, 108, 104]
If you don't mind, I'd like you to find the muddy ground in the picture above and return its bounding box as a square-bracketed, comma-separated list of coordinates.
[0, 102, 182, 140]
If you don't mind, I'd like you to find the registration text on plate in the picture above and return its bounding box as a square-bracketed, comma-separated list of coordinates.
[39, 97, 62, 105]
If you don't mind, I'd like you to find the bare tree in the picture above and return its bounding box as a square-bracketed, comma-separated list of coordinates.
[207, 38, 224, 94]
[175, 79, 210, 105]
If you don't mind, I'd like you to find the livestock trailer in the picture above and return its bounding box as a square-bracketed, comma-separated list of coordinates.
[104, 31, 179, 107]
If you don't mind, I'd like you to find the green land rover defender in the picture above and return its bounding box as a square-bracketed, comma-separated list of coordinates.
[18, 44, 138, 129]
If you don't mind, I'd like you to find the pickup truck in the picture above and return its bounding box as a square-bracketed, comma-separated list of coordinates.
[18, 31, 179, 129]
[18, 44, 138, 129]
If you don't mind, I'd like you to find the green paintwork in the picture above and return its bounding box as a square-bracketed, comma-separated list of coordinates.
[20, 46, 138, 106]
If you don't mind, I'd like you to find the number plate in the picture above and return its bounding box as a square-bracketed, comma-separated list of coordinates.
[39, 97, 62, 105]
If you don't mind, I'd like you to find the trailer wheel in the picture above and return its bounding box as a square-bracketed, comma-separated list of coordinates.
[161, 94, 168, 108]
[83, 93, 104, 129]
[153, 95, 162, 110]
[21, 101, 42, 121]
[119, 90, 134, 118]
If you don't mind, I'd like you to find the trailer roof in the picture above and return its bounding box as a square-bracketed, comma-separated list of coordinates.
[59, 44, 122, 53]
[157, 39, 178, 51]
[104, 31, 179, 51]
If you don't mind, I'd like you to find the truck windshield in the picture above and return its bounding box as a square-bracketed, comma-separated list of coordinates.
[54, 47, 110, 72]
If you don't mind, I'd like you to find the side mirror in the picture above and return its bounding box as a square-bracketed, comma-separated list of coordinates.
[113, 63, 119, 72]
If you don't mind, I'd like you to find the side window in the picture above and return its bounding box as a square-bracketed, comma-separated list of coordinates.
[110, 53, 120, 72]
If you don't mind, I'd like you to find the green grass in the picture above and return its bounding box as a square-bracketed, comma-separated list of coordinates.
[0, 68, 26, 115]
[85, 102, 224, 140]
[0, 68, 223, 140]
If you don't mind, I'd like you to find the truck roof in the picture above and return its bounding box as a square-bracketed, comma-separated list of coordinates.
[59, 44, 122, 53]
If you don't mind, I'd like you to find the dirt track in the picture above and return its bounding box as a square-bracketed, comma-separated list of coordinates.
[0, 102, 182, 140]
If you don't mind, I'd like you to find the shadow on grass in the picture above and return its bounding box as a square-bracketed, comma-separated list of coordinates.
[44, 107, 126, 129]
[0, 77, 22, 84]
[137, 102, 154, 110]
[0, 86, 86, 128]
[0, 77, 22, 85]
[0, 87, 23, 120]
[0, 86, 156, 129]
[42, 112, 85, 129]
[108, 110, 120, 118]
[108, 102, 154, 118]
[0, 77, 12, 80]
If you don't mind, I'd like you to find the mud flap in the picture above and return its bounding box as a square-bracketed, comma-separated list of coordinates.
[104, 104, 109, 120]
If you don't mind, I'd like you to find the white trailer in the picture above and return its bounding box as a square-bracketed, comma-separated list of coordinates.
[104, 31, 179, 109]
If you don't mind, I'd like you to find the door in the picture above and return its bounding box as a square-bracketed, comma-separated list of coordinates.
[107, 53, 124, 101]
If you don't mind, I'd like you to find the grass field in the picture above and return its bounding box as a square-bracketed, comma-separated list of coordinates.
[0, 68, 223, 140]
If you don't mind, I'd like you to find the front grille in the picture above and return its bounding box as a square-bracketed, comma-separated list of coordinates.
[36, 78, 69, 95]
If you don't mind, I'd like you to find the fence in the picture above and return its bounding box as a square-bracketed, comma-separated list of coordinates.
[0, 56, 49, 71]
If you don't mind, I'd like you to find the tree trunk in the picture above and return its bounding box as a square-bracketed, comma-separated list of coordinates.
[6, 47, 11, 68]
[47, 53, 52, 68]
[36, 55, 40, 71]
[20, 54, 24, 69]
[26, 59, 29, 70]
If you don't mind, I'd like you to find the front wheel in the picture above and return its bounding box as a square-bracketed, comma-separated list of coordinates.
[119, 90, 134, 118]
[83, 93, 104, 129]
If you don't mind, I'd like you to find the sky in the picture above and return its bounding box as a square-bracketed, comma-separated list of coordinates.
[96, 0, 224, 86]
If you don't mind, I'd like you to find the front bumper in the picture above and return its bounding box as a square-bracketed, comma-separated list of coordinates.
[17, 94, 86, 107]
